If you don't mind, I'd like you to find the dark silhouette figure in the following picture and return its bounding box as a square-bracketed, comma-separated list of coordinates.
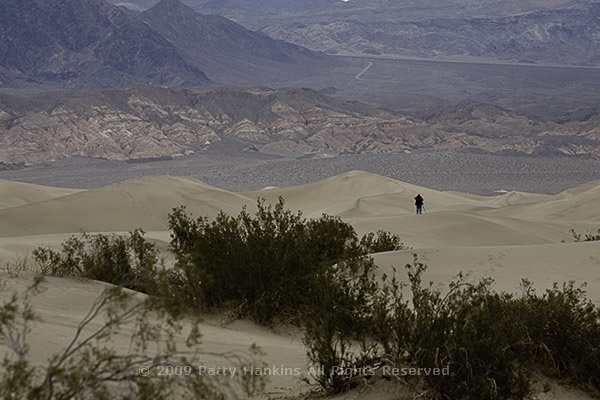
[414, 194, 424, 215]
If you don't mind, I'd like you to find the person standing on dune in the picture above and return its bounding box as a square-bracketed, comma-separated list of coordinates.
[414, 194, 424, 215]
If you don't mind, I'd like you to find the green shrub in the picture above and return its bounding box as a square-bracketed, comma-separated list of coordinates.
[303, 255, 600, 399]
[302, 256, 381, 393]
[360, 229, 405, 254]
[167, 197, 403, 323]
[32, 229, 161, 294]
[409, 274, 535, 400]
[524, 281, 600, 390]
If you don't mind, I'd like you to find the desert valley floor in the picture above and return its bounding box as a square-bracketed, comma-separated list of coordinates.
[1, 171, 599, 399]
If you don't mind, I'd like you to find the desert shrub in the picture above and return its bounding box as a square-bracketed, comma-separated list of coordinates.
[167, 197, 403, 323]
[303, 255, 534, 398]
[0, 277, 265, 399]
[570, 228, 600, 242]
[302, 214, 361, 263]
[408, 271, 535, 400]
[303, 255, 600, 399]
[32, 229, 161, 294]
[523, 281, 600, 391]
[369, 267, 413, 365]
[302, 256, 382, 393]
[359, 229, 405, 254]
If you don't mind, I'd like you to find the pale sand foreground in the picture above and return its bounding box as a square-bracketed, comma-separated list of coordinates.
[1, 171, 599, 399]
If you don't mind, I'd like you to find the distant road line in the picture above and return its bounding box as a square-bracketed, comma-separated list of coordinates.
[354, 61, 374, 80]
[343, 54, 600, 71]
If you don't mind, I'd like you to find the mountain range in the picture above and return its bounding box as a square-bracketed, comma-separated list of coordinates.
[175, 0, 600, 67]
[0, 0, 330, 89]
[260, 2, 600, 66]
[140, 0, 327, 84]
[1, 85, 599, 167]
[190, 0, 588, 20]
[1, 0, 599, 168]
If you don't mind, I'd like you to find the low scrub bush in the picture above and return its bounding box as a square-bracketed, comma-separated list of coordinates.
[302, 256, 381, 393]
[524, 281, 600, 390]
[167, 196, 403, 323]
[32, 229, 161, 294]
[303, 255, 600, 399]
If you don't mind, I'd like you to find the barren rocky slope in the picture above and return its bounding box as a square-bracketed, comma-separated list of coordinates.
[0, 0, 209, 89]
[140, 0, 330, 84]
[261, 3, 600, 66]
[1, 85, 599, 166]
[176, 0, 600, 67]
[0, 0, 331, 89]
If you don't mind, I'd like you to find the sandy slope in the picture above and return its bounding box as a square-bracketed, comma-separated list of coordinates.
[373, 242, 600, 305]
[1, 171, 599, 399]
[0, 178, 82, 210]
[243, 170, 487, 218]
[0, 274, 310, 399]
[0, 175, 255, 237]
[247, 170, 598, 247]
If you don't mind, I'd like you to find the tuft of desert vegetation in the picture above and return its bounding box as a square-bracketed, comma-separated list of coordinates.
[32, 229, 161, 294]
[570, 228, 600, 242]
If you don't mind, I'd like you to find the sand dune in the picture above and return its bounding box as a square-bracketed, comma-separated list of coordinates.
[244, 170, 488, 217]
[351, 212, 573, 248]
[0, 274, 309, 398]
[1, 170, 596, 271]
[1, 171, 600, 399]
[0, 179, 82, 210]
[479, 182, 600, 224]
[246, 170, 595, 247]
[518, 183, 600, 223]
[0, 175, 255, 237]
[373, 241, 600, 304]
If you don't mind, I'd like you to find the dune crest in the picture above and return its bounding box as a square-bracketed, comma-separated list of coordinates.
[0, 175, 255, 237]
[0, 179, 83, 210]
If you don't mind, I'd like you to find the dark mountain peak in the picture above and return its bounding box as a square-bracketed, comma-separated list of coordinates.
[147, 0, 192, 15]
[1, 0, 332, 89]
[142, 0, 325, 71]
[0, 0, 209, 88]
[145, 0, 214, 25]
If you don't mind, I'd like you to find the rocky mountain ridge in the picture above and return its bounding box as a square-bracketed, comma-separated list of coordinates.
[134, 0, 600, 67]
[0, 0, 209, 89]
[0, 0, 330, 89]
[261, 2, 600, 66]
[140, 0, 327, 84]
[1, 85, 598, 166]
[191, 0, 586, 20]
